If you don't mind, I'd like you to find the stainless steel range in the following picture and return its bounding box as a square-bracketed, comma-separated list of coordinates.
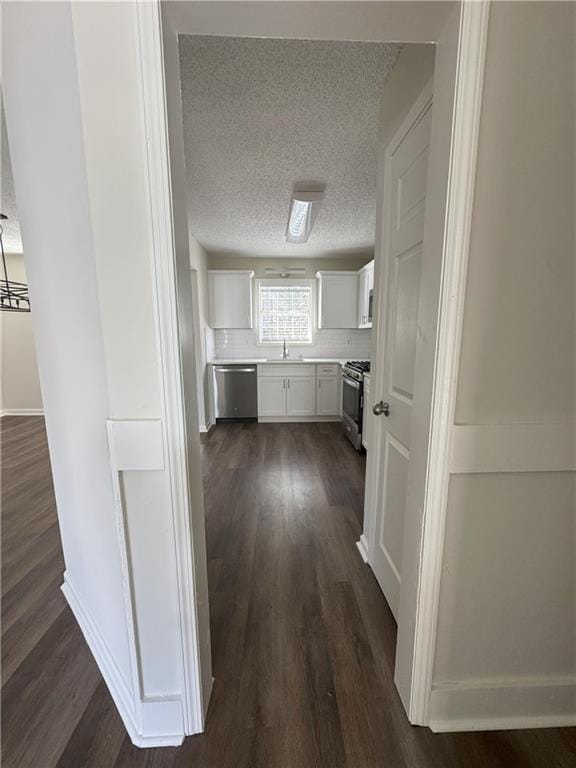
[341, 360, 370, 450]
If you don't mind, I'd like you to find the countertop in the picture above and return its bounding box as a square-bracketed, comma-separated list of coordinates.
[209, 358, 348, 365]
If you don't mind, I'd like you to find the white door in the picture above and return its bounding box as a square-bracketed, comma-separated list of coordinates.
[257, 377, 286, 416]
[286, 377, 316, 416]
[316, 376, 338, 415]
[370, 96, 432, 621]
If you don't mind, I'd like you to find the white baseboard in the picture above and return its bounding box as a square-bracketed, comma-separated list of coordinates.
[199, 421, 214, 434]
[62, 573, 185, 748]
[0, 408, 44, 417]
[356, 534, 369, 564]
[429, 677, 576, 732]
[258, 415, 341, 423]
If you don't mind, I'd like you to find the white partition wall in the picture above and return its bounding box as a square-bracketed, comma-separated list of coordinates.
[429, 1, 576, 731]
[2, 1, 210, 746]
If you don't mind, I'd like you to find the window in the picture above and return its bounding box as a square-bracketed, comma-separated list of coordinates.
[258, 282, 313, 344]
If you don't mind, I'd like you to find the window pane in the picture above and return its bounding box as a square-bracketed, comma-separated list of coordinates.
[259, 285, 312, 343]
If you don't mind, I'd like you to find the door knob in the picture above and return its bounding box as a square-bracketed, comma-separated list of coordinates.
[373, 401, 390, 417]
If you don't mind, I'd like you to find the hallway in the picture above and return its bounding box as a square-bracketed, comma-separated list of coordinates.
[1, 417, 575, 767]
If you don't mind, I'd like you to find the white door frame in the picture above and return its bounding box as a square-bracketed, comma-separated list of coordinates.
[134, 0, 490, 733]
[363, 1, 490, 725]
[133, 1, 209, 735]
[400, 2, 490, 725]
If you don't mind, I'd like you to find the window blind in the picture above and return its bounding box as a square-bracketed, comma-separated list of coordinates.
[258, 284, 312, 343]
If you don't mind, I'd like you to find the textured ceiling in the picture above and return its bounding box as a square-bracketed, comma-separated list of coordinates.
[179, 36, 401, 258]
[1, 105, 22, 254]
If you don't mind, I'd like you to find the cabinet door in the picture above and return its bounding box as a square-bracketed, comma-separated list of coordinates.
[366, 260, 375, 292]
[208, 271, 253, 329]
[317, 273, 358, 329]
[286, 376, 316, 416]
[316, 376, 339, 415]
[358, 268, 369, 327]
[257, 377, 286, 416]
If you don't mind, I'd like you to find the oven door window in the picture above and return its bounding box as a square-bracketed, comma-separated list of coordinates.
[342, 376, 361, 426]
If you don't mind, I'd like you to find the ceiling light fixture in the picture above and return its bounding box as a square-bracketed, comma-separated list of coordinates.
[286, 189, 324, 244]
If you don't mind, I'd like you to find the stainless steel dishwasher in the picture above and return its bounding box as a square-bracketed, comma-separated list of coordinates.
[214, 364, 258, 422]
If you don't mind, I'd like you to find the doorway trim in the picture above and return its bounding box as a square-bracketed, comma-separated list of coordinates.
[400, 0, 490, 725]
[135, 0, 491, 735]
[133, 0, 207, 736]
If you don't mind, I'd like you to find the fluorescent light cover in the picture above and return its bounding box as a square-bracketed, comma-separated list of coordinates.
[286, 190, 324, 244]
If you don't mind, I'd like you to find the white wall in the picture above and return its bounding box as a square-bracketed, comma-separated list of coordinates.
[377, 44, 436, 154]
[208, 254, 371, 274]
[0, 254, 43, 415]
[208, 254, 372, 361]
[3, 0, 134, 703]
[430, 1, 576, 730]
[3, 0, 208, 745]
[189, 235, 214, 429]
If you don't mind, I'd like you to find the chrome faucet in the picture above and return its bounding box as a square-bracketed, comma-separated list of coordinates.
[282, 338, 290, 359]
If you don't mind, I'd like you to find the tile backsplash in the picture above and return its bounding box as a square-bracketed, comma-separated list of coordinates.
[213, 328, 372, 360]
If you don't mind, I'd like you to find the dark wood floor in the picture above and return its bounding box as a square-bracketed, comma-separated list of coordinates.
[2, 416, 575, 767]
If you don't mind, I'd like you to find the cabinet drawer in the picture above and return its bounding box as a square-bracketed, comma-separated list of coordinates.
[258, 364, 315, 378]
[316, 364, 339, 377]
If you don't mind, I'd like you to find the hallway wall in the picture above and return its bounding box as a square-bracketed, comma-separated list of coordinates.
[3, 0, 209, 746]
[0, 255, 43, 415]
[431, 0, 576, 730]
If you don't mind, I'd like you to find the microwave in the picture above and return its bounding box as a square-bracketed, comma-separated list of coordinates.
[368, 288, 374, 323]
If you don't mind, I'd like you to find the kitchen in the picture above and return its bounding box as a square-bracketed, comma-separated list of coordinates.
[177, 34, 398, 476]
[175, 33, 433, 745]
[206, 259, 374, 453]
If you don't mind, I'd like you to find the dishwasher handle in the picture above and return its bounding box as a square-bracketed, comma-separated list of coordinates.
[214, 367, 256, 373]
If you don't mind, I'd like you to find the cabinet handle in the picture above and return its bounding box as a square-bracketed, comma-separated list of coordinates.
[287, 379, 290, 389]
[283, 379, 286, 389]
[318, 379, 321, 388]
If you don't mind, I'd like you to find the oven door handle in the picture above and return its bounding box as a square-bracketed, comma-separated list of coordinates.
[342, 374, 361, 389]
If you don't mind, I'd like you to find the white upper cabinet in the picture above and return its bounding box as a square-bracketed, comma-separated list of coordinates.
[208, 270, 254, 329]
[316, 271, 358, 329]
[358, 260, 374, 328]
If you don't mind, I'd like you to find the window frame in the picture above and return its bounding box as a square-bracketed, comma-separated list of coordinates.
[255, 278, 316, 346]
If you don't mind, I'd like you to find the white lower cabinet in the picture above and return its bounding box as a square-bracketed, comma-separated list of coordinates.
[316, 376, 339, 415]
[257, 376, 286, 417]
[286, 377, 316, 416]
[257, 363, 341, 420]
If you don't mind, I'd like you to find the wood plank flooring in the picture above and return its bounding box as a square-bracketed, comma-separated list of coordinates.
[2, 416, 575, 767]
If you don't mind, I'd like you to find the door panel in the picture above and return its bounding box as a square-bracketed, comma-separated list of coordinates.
[391, 246, 421, 401]
[286, 376, 315, 416]
[391, 110, 431, 256]
[370, 99, 432, 621]
[380, 436, 409, 580]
